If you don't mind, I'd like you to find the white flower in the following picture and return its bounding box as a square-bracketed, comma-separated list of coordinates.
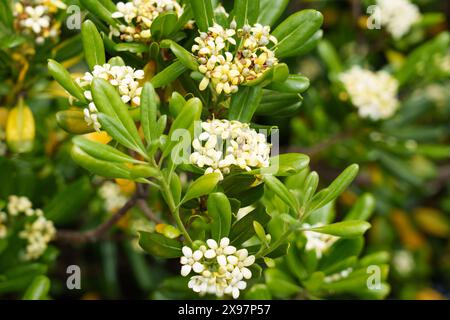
[110, 0, 185, 42]
[19, 216, 56, 260]
[393, 250, 414, 275]
[376, 0, 421, 39]
[7, 195, 33, 216]
[14, 1, 62, 44]
[190, 119, 271, 180]
[192, 22, 278, 94]
[98, 181, 129, 212]
[339, 66, 399, 120]
[75, 63, 144, 131]
[180, 237, 255, 299]
[302, 223, 338, 258]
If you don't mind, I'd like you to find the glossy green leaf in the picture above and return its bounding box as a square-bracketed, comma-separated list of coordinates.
[244, 284, 272, 300]
[81, 20, 105, 70]
[189, 0, 214, 31]
[230, 206, 270, 245]
[345, 193, 375, 221]
[181, 173, 221, 204]
[272, 10, 323, 58]
[139, 232, 182, 258]
[47, 60, 86, 102]
[233, 0, 259, 29]
[207, 192, 232, 240]
[289, 29, 323, 57]
[79, 0, 118, 27]
[169, 92, 186, 117]
[266, 74, 310, 93]
[261, 153, 310, 176]
[309, 220, 371, 238]
[151, 60, 188, 88]
[150, 12, 178, 40]
[244, 63, 289, 87]
[140, 82, 158, 145]
[56, 109, 94, 134]
[22, 276, 50, 300]
[228, 86, 263, 122]
[263, 175, 299, 211]
[256, 91, 303, 117]
[114, 42, 149, 54]
[265, 269, 301, 299]
[258, 0, 289, 26]
[71, 145, 132, 179]
[160, 40, 198, 70]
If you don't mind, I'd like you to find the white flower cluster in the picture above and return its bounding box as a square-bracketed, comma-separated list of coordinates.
[110, 0, 185, 42]
[2, 195, 55, 260]
[324, 267, 353, 283]
[302, 224, 338, 258]
[13, 0, 66, 44]
[192, 22, 278, 94]
[190, 119, 271, 180]
[75, 63, 145, 131]
[180, 238, 255, 299]
[339, 66, 399, 120]
[98, 181, 129, 212]
[376, 0, 421, 39]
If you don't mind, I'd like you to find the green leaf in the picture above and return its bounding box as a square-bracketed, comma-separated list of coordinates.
[233, 0, 260, 29]
[310, 164, 359, 210]
[260, 153, 310, 176]
[71, 145, 132, 179]
[151, 60, 188, 88]
[160, 40, 198, 71]
[258, 0, 289, 26]
[244, 284, 272, 300]
[309, 221, 371, 238]
[79, 0, 118, 27]
[244, 63, 289, 87]
[73, 136, 145, 164]
[266, 74, 310, 93]
[0, 0, 13, 30]
[140, 82, 158, 145]
[44, 177, 93, 225]
[169, 92, 186, 117]
[265, 269, 301, 299]
[207, 193, 232, 240]
[181, 173, 221, 204]
[263, 175, 299, 211]
[256, 91, 303, 117]
[0, 34, 26, 49]
[91, 78, 145, 152]
[114, 42, 149, 54]
[228, 86, 263, 122]
[163, 97, 202, 157]
[139, 231, 182, 258]
[97, 113, 143, 154]
[288, 29, 323, 57]
[47, 60, 86, 102]
[81, 20, 106, 70]
[345, 193, 375, 221]
[150, 12, 178, 40]
[230, 205, 270, 245]
[22, 276, 50, 300]
[272, 9, 323, 58]
[253, 221, 269, 246]
[317, 39, 343, 76]
[56, 109, 95, 134]
[189, 0, 214, 31]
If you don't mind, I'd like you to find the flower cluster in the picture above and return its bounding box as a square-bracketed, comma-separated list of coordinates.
[376, 0, 421, 39]
[190, 119, 271, 180]
[1, 195, 55, 260]
[339, 66, 399, 120]
[110, 0, 185, 42]
[192, 22, 278, 94]
[13, 0, 66, 44]
[302, 224, 338, 258]
[75, 63, 145, 131]
[180, 238, 255, 299]
[99, 181, 129, 212]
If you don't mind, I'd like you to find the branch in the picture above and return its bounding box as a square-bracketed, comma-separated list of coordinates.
[56, 193, 139, 244]
[137, 199, 163, 224]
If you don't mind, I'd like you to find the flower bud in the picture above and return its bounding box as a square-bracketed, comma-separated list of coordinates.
[56, 109, 95, 134]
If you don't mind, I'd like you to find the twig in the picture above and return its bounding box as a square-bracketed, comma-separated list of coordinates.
[56, 193, 139, 244]
[137, 199, 163, 224]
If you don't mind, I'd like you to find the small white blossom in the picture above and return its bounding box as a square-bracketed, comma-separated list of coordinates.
[13, 0, 64, 44]
[110, 0, 186, 42]
[303, 223, 338, 258]
[192, 22, 278, 94]
[393, 250, 414, 275]
[7, 195, 33, 216]
[98, 181, 129, 212]
[19, 215, 56, 260]
[181, 237, 255, 299]
[339, 66, 399, 120]
[75, 63, 145, 131]
[190, 119, 271, 180]
[376, 0, 421, 39]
